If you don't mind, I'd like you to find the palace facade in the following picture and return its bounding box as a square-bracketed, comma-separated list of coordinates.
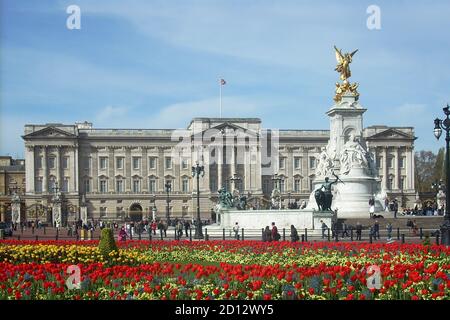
[21, 118, 416, 224]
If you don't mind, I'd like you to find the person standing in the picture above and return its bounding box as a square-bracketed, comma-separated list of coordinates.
[374, 220, 380, 240]
[118, 226, 128, 241]
[290, 225, 299, 242]
[233, 222, 240, 240]
[184, 220, 190, 237]
[263, 226, 272, 242]
[386, 222, 393, 241]
[393, 199, 398, 219]
[271, 222, 280, 241]
[356, 222, 362, 241]
[369, 197, 375, 219]
[320, 220, 328, 240]
[341, 222, 349, 238]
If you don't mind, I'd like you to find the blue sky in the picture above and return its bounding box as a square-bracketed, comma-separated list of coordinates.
[1, 0, 449, 158]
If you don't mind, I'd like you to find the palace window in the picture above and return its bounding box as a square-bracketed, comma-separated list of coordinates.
[62, 178, 69, 192]
[36, 179, 43, 193]
[99, 180, 107, 193]
[100, 207, 107, 218]
[182, 178, 189, 193]
[149, 157, 157, 169]
[388, 177, 394, 190]
[132, 157, 141, 170]
[116, 179, 124, 193]
[400, 176, 406, 190]
[133, 179, 141, 193]
[182, 158, 189, 169]
[165, 157, 172, 169]
[84, 179, 91, 193]
[376, 157, 382, 169]
[149, 179, 156, 193]
[279, 157, 285, 170]
[62, 157, 69, 170]
[99, 157, 108, 170]
[210, 177, 217, 192]
[294, 157, 301, 169]
[280, 179, 285, 193]
[48, 178, 56, 193]
[309, 157, 316, 169]
[48, 157, 55, 169]
[116, 157, 124, 170]
[400, 157, 406, 168]
[84, 157, 91, 169]
[294, 179, 301, 192]
[387, 157, 394, 168]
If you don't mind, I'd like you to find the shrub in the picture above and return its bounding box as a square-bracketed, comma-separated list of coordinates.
[98, 228, 118, 258]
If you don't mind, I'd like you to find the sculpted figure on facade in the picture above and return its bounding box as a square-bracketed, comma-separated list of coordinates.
[316, 147, 334, 178]
[340, 134, 371, 175]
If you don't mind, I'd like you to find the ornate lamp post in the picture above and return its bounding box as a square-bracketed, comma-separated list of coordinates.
[165, 181, 172, 225]
[151, 194, 157, 222]
[192, 162, 205, 239]
[271, 173, 282, 191]
[433, 104, 450, 245]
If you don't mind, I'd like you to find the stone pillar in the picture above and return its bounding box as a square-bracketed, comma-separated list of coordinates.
[142, 148, 148, 192]
[231, 145, 236, 177]
[108, 147, 114, 191]
[409, 147, 415, 190]
[287, 147, 293, 191]
[395, 148, 400, 190]
[25, 146, 35, 193]
[244, 147, 250, 191]
[382, 147, 388, 190]
[42, 147, 48, 193]
[92, 148, 98, 192]
[158, 147, 165, 191]
[202, 146, 210, 192]
[255, 146, 262, 192]
[56, 146, 61, 187]
[217, 147, 223, 189]
[126, 147, 132, 192]
[73, 146, 79, 193]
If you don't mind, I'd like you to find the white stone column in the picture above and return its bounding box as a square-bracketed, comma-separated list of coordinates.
[255, 146, 262, 191]
[42, 147, 48, 193]
[73, 146, 79, 193]
[244, 147, 250, 191]
[108, 147, 114, 192]
[25, 146, 35, 193]
[287, 147, 293, 191]
[217, 147, 223, 189]
[395, 148, 400, 190]
[383, 147, 388, 190]
[158, 147, 164, 191]
[92, 148, 98, 192]
[125, 147, 132, 192]
[202, 145, 210, 192]
[231, 145, 236, 177]
[142, 147, 148, 192]
[56, 146, 61, 187]
[409, 147, 415, 190]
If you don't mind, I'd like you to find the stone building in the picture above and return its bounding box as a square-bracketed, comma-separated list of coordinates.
[22, 118, 416, 224]
[0, 156, 25, 222]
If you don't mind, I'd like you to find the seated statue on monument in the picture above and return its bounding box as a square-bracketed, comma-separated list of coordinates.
[340, 134, 372, 175]
[217, 188, 234, 209]
[314, 173, 340, 211]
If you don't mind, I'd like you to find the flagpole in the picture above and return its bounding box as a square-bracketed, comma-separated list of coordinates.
[219, 79, 222, 118]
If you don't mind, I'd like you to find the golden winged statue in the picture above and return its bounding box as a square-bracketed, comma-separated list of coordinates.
[334, 45, 358, 82]
[333, 45, 359, 102]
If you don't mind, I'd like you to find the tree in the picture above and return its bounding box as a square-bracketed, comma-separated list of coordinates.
[414, 151, 437, 193]
[434, 147, 447, 182]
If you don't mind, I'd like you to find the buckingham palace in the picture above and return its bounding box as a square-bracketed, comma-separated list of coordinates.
[21, 117, 416, 224]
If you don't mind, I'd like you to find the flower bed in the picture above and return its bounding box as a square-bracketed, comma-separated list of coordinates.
[0, 240, 449, 300]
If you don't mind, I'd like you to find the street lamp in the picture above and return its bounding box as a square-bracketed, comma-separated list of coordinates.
[433, 104, 450, 245]
[151, 195, 157, 222]
[165, 181, 172, 225]
[271, 174, 283, 191]
[192, 162, 205, 239]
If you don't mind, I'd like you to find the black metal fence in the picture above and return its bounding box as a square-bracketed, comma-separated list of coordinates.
[0, 225, 442, 244]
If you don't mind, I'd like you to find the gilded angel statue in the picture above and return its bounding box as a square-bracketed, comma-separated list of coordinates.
[334, 45, 358, 82]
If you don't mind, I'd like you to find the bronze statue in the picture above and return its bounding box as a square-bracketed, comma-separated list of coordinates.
[314, 172, 341, 211]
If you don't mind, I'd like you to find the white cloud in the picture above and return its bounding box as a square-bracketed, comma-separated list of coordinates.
[96, 105, 130, 121]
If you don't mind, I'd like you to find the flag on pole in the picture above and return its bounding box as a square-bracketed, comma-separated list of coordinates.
[220, 78, 226, 85]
